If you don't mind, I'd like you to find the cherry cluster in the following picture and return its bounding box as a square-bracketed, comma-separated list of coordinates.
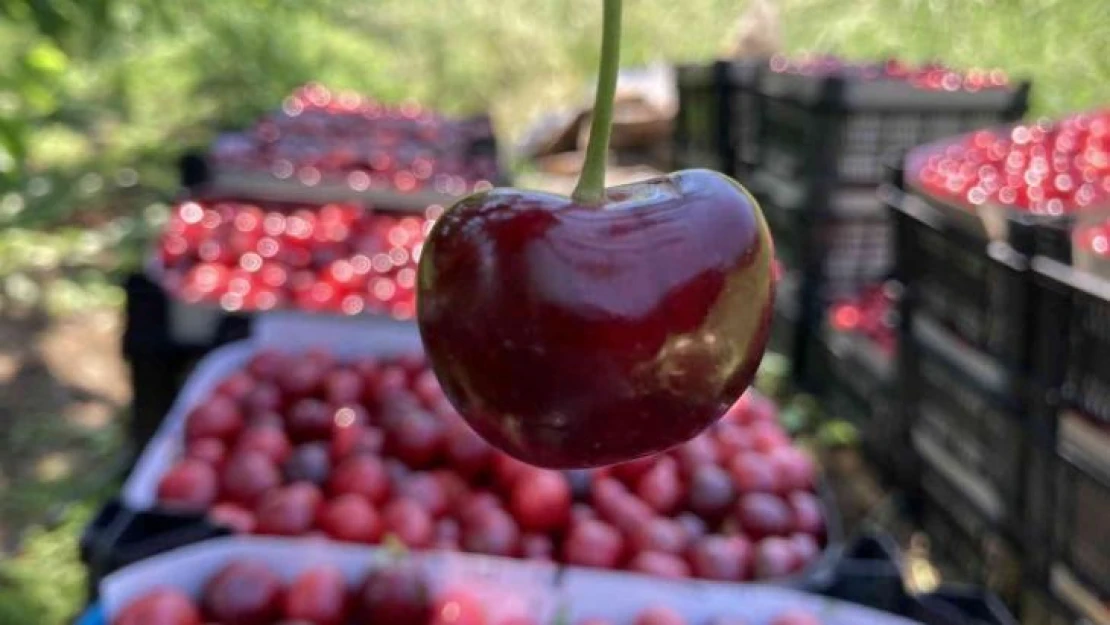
[112, 560, 826, 625]
[827, 282, 900, 355]
[158, 199, 431, 317]
[915, 109, 1110, 214]
[768, 54, 1010, 91]
[155, 348, 827, 583]
[210, 83, 500, 193]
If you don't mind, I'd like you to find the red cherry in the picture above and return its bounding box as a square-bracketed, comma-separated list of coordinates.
[331, 425, 384, 461]
[769, 448, 815, 492]
[592, 478, 653, 532]
[185, 437, 228, 467]
[221, 451, 282, 507]
[317, 494, 382, 543]
[509, 470, 571, 532]
[636, 458, 683, 514]
[185, 396, 243, 442]
[671, 435, 718, 477]
[729, 453, 780, 494]
[770, 611, 821, 625]
[324, 368, 364, 405]
[243, 383, 283, 415]
[492, 453, 535, 491]
[686, 464, 735, 521]
[674, 512, 708, 543]
[396, 472, 450, 518]
[563, 519, 623, 569]
[609, 456, 657, 485]
[209, 503, 256, 534]
[749, 422, 789, 453]
[629, 517, 688, 555]
[787, 491, 825, 536]
[202, 560, 283, 625]
[634, 606, 687, 625]
[788, 533, 821, 570]
[520, 533, 555, 560]
[216, 372, 255, 402]
[754, 537, 799, 580]
[381, 498, 434, 548]
[255, 482, 323, 536]
[113, 588, 201, 625]
[329, 455, 390, 504]
[736, 493, 793, 540]
[445, 427, 494, 478]
[287, 398, 335, 442]
[283, 565, 349, 625]
[158, 459, 218, 511]
[279, 359, 327, 398]
[461, 507, 521, 557]
[237, 425, 293, 464]
[714, 423, 755, 457]
[430, 589, 487, 625]
[628, 551, 691, 579]
[356, 565, 431, 625]
[687, 535, 752, 581]
[385, 409, 444, 468]
[417, 171, 774, 468]
[434, 518, 462, 550]
[283, 443, 333, 486]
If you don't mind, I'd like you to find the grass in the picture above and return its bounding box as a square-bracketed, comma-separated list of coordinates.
[0, 1, 1106, 623]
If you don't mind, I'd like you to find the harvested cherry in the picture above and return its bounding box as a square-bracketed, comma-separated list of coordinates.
[201, 560, 283, 625]
[628, 551, 690, 579]
[283, 442, 333, 486]
[355, 564, 431, 625]
[381, 498, 434, 548]
[509, 470, 571, 532]
[283, 565, 349, 625]
[430, 589, 487, 625]
[317, 493, 382, 543]
[634, 606, 687, 625]
[220, 451, 282, 507]
[157, 459, 218, 511]
[563, 519, 623, 569]
[416, 0, 773, 468]
[210, 503, 257, 534]
[255, 482, 323, 536]
[112, 588, 201, 625]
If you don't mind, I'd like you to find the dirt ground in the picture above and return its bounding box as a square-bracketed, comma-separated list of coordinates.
[0, 307, 129, 551]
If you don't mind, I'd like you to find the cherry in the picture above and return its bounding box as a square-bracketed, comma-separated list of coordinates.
[671, 435, 718, 478]
[287, 398, 335, 442]
[255, 483, 323, 536]
[788, 491, 825, 536]
[396, 472, 450, 518]
[283, 443, 332, 486]
[628, 551, 691, 579]
[563, 519, 623, 569]
[674, 512, 708, 543]
[492, 453, 535, 491]
[736, 493, 793, 540]
[247, 350, 285, 379]
[444, 426, 494, 478]
[113, 588, 201, 625]
[430, 590, 487, 625]
[384, 408, 444, 468]
[185, 396, 243, 442]
[714, 423, 755, 457]
[461, 507, 520, 557]
[317, 494, 382, 543]
[279, 360, 327, 398]
[186, 438, 228, 467]
[634, 606, 687, 625]
[509, 470, 572, 532]
[434, 518, 462, 550]
[330, 424, 384, 461]
[686, 464, 735, 521]
[381, 498, 435, 548]
[636, 458, 684, 514]
[610, 457, 657, 485]
[283, 565, 349, 625]
[324, 368, 364, 405]
[329, 455, 390, 504]
[216, 372, 255, 402]
[754, 537, 799, 580]
[157, 459, 218, 511]
[729, 453, 780, 494]
[629, 517, 688, 555]
[788, 533, 821, 570]
[770, 611, 821, 625]
[220, 451, 282, 507]
[687, 535, 752, 581]
[769, 448, 815, 492]
[210, 503, 257, 534]
[236, 425, 293, 464]
[750, 422, 789, 453]
[202, 560, 283, 625]
[356, 564, 431, 625]
[592, 477, 653, 532]
[243, 383, 283, 415]
[521, 533, 555, 560]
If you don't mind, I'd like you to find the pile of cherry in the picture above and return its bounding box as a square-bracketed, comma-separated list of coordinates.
[826, 282, 900, 355]
[915, 108, 1110, 214]
[767, 54, 1010, 91]
[158, 199, 430, 317]
[113, 559, 825, 625]
[155, 348, 828, 583]
[210, 83, 500, 193]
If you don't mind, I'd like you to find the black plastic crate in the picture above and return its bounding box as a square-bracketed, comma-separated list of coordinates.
[673, 59, 763, 178]
[1053, 444, 1110, 602]
[914, 452, 1024, 609]
[756, 70, 1029, 189]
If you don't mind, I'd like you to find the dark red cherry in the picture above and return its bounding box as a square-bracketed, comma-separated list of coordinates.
[201, 560, 283, 625]
[113, 588, 201, 625]
[417, 170, 774, 468]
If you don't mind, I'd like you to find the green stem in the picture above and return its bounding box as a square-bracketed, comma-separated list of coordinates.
[571, 0, 623, 205]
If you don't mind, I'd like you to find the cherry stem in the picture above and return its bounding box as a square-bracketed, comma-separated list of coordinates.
[571, 0, 623, 205]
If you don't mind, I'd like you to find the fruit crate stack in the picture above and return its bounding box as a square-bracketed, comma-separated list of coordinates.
[672, 58, 764, 179]
[122, 83, 507, 454]
[747, 55, 1030, 389]
[886, 108, 1110, 621]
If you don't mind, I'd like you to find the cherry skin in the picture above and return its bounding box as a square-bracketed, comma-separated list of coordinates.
[157, 459, 218, 511]
[201, 560, 283, 625]
[417, 170, 774, 468]
[317, 494, 382, 543]
[283, 565, 349, 625]
[355, 564, 431, 625]
[113, 588, 201, 625]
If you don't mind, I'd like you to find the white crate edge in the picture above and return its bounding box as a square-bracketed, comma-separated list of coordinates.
[121, 312, 423, 509]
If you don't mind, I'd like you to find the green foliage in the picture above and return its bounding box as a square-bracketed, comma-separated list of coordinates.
[0, 505, 90, 625]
